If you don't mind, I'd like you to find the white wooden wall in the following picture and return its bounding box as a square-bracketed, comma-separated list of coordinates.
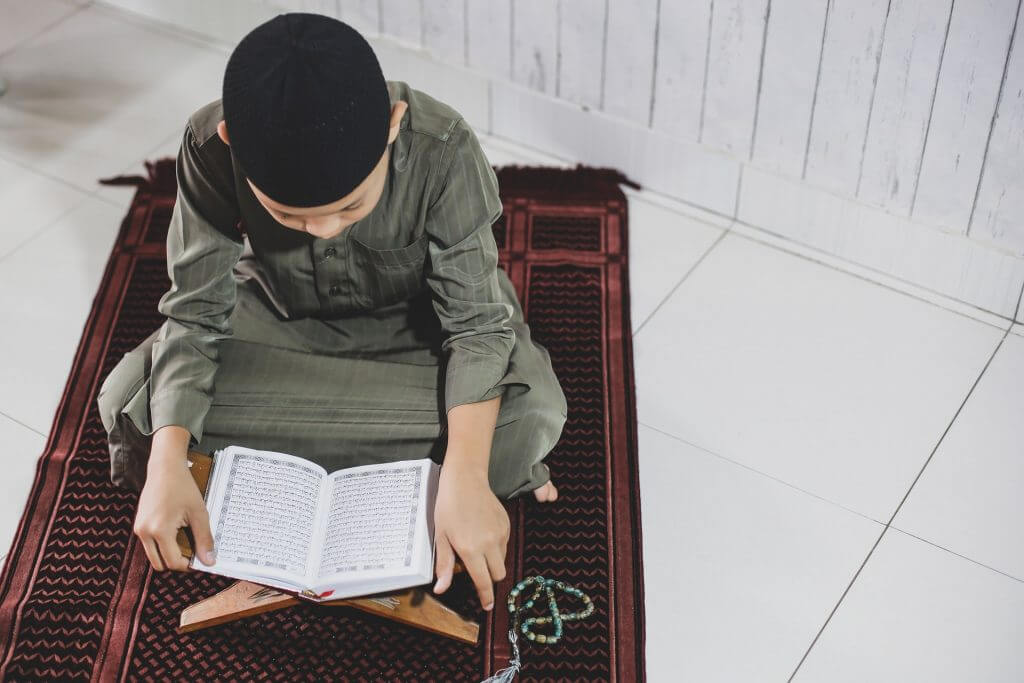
[97, 0, 1024, 320]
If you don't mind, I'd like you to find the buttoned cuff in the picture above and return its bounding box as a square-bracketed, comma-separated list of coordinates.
[149, 388, 212, 449]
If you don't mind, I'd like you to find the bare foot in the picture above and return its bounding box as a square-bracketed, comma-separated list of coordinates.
[533, 479, 558, 502]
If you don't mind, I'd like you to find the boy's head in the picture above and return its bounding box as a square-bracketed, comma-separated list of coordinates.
[220, 13, 407, 240]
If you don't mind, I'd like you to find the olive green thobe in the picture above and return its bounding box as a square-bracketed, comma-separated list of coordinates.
[96, 79, 568, 500]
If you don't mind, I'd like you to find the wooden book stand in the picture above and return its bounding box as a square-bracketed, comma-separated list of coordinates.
[174, 451, 478, 644]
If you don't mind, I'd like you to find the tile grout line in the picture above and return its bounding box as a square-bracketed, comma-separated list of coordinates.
[638, 420, 888, 528]
[730, 228, 1012, 331]
[1013, 279, 1024, 323]
[622, 185, 735, 228]
[0, 179, 95, 265]
[0, 410, 47, 439]
[620, 175, 1016, 329]
[0, 150, 109, 202]
[631, 227, 732, 339]
[0, 127, 181, 265]
[622, 184, 1014, 341]
[89, 0, 234, 56]
[0, 0, 90, 61]
[641, 417, 1024, 585]
[886, 526, 1024, 585]
[785, 527, 890, 682]
[787, 326, 1011, 681]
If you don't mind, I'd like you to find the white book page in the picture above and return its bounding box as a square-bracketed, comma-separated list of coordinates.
[311, 459, 437, 588]
[194, 445, 327, 588]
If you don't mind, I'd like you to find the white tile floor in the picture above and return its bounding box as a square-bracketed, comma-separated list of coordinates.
[2, 2, 1023, 680]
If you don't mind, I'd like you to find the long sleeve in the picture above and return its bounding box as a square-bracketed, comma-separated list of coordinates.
[424, 117, 515, 415]
[148, 121, 245, 447]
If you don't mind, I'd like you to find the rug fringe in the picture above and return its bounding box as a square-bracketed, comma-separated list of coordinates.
[493, 163, 641, 202]
[98, 157, 177, 194]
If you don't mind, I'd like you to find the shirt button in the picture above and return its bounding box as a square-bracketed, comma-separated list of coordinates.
[324, 246, 337, 258]
[329, 284, 341, 296]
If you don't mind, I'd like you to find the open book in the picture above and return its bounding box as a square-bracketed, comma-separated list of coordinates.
[189, 445, 440, 602]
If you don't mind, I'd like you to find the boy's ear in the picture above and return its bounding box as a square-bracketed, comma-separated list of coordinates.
[388, 101, 408, 144]
[216, 120, 230, 146]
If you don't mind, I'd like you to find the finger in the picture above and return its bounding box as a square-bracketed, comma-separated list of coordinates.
[156, 530, 191, 572]
[133, 513, 162, 571]
[484, 545, 507, 584]
[188, 505, 217, 566]
[140, 536, 166, 571]
[464, 553, 494, 611]
[433, 534, 456, 594]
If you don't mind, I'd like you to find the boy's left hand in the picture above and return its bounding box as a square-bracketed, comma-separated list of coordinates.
[432, 462, 509, 611]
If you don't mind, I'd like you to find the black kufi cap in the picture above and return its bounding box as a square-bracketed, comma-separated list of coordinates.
[222, 12, 391, 207]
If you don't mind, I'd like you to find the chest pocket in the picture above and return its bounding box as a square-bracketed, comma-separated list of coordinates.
[349, 231, 430, 308]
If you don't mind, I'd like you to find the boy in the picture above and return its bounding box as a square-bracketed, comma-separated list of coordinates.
[96, 13, 568, 613]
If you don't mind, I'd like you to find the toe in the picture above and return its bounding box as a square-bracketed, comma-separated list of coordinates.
[533, 480, 558, 502]
[533, 483, 547, 502]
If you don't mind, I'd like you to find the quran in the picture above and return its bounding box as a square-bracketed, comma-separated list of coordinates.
[189, 444, 441, 603]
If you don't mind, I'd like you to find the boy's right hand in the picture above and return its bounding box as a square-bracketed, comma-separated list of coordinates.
[133, 425, 216, 571]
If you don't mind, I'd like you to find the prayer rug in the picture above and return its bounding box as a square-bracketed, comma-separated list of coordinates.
[0, 157, 646, 680]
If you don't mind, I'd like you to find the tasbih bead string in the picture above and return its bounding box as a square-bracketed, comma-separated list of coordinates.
[480, 575, 596, 683]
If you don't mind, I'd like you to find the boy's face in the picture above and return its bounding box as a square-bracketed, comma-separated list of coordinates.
[216, 100, 408, 241]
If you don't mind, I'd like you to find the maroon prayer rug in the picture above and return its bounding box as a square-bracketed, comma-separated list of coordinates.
[0, 157, 646, 681]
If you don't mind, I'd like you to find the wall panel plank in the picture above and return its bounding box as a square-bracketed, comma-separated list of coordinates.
[971, 1, 1024, 253]
[804, 0, 889, 195]
[650, 0, 711, 141]
[379, 0, 421, 48]
[422, 0, 465, 65]
[752, 0, 829, 176]
[700, 0, 769, 158]
[913, 0, 1019, 233]
[857, 0, 951, 215]
[511, 0, 559, 95]
[602, 0, 658, 126]
[339, 0, 379, 35]
[557, 0, 606, 109]
[276, 0, 338, 15]
[467, 0, 512, 80]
